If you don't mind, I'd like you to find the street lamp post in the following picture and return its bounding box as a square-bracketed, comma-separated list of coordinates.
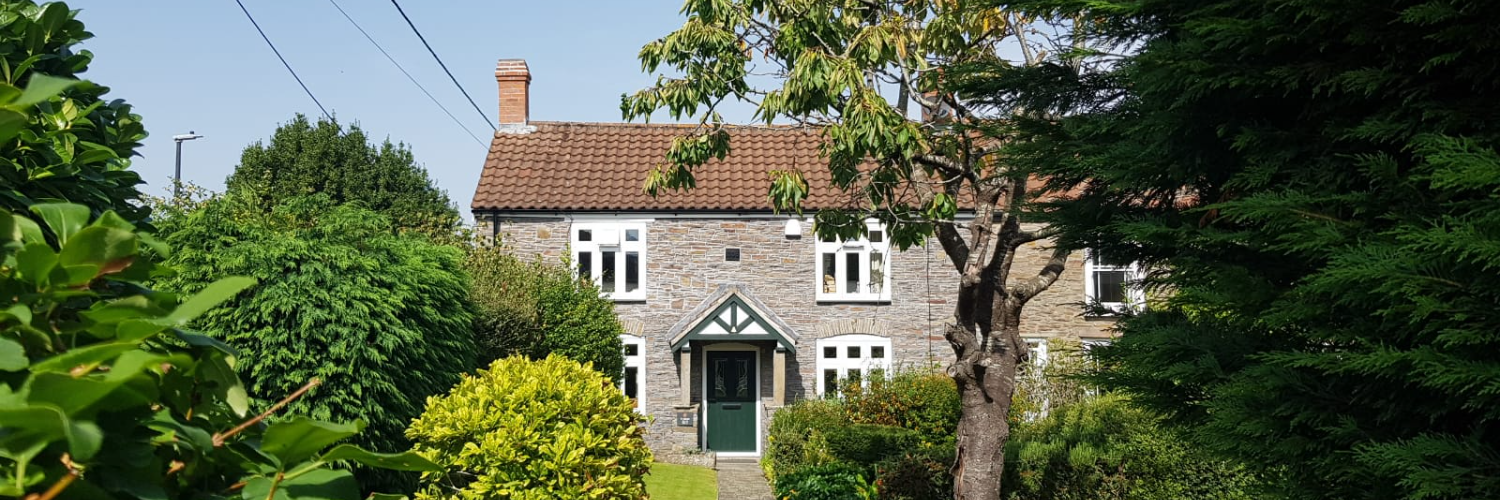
[172, 131, 204, 200]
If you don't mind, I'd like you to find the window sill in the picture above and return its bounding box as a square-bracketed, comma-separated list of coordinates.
[815, 295, 892, 304]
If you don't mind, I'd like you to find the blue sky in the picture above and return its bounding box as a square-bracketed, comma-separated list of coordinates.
[70, 0, 745, 222]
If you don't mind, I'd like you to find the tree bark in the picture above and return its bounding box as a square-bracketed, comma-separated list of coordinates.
[948, 302, 1023, 500]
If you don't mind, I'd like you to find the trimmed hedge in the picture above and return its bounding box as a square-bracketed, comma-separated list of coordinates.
[406, 355, 652, 499]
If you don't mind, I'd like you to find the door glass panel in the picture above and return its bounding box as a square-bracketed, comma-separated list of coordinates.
[578, 252, 592, 280]
[735, 359, 750, 398]
[601, 251, 616, 292]
[713, 359, 727, 398]
[625, 252, 639, 292]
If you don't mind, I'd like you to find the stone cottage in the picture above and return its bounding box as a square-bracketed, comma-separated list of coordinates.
[471, 59, 1140, 458]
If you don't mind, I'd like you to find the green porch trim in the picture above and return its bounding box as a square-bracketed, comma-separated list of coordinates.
[670, 295, 795, 350]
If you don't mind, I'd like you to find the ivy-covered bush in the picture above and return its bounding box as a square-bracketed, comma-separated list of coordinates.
[406, 354, 652, 499]
[466, 245, 624, 377]
[0, 204, 437, 499]
[1003, 394, 1264, 500]
[159, 194, 477, 492]
[0, 1, 150, 223]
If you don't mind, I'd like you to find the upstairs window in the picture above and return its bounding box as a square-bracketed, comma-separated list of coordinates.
[815, 222, 892, 302]
[815, 334, 892, 396]
[1083, 249, 1143, 314]
[620, 335, 645, 412]
[572, 222, 647, 301]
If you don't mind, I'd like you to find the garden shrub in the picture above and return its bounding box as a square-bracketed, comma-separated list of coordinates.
[823, 424, 921, 468]
[842, 372, 960, 440]
[874, 446, 955, 500]
[765, 399, 845, 480]
[773, 462, 878, 500]
[1003, 394, 1263, 500]
[406, 354, 652, 500]
[0, 204, 438, 499]
[467, 245, 624, 378]
[160, 194, 477, 492]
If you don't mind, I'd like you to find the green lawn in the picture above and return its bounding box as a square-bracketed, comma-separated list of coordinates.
[645, 462, 718, 500]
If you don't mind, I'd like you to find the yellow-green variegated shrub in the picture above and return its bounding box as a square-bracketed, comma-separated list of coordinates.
[406, 355, 652, 500]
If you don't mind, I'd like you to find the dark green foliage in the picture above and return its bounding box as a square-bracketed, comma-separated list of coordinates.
[0, 1, 150, 223]
[874, 447, 955, 500]
[0, 204, 438, 499]
[772, 462, 877, 500]
[159, 194, 477, 492]
[824, 424, 921, 468]
[1003, 395, 1262, 500]
[225, 114, 459, 239]
[466, 245, 624, 378]
[985, 0, 1500, 497]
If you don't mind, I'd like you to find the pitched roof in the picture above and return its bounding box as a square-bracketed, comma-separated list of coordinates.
[667, 284, 799, 350]
[471, 122, 866, 212]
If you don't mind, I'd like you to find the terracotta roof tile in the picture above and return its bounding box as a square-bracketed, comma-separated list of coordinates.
[471, 122, 866, 212]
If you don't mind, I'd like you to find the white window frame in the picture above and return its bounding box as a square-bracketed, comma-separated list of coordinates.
[1024, 337, 1049, 371]
[619, 334, 645, 413]
[571, 222, 647, 301]
[814, 334, 893, 396]
[1082, 249, 1144, 314]
[814, 221, 893, 302]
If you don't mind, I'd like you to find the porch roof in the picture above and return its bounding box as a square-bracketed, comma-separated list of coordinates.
[667, 284, 798, 351]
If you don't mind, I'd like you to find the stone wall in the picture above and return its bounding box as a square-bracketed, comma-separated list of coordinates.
[487, 215, 1116, 452]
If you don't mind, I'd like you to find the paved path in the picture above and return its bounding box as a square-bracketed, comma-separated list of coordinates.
[716, 464, 774, 500]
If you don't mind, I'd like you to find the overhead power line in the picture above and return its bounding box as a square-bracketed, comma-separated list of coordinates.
[233, 0, 332, 121]
[388, 0, 496, 131]
[326, 0, 487, 147]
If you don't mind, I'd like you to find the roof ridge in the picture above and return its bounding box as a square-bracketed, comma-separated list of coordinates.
[528, 120, 815, 130]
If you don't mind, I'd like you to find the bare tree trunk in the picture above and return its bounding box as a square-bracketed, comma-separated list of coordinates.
[948, 303, 1023, 500]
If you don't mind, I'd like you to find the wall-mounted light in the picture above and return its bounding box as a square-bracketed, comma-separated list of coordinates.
[784, 218, 802, 238]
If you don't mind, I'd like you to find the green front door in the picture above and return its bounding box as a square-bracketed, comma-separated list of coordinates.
[706, 350, 757, 452]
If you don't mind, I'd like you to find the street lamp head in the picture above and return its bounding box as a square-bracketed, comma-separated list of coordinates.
[172, 131, 203, 142]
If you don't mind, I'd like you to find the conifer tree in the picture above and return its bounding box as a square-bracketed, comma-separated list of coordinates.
[984, 0, 1500, 498]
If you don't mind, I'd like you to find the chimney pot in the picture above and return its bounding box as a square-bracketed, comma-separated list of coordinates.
[495, 59, 531, 127]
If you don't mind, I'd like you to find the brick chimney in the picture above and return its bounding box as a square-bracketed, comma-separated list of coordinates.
[495, 59, 531, 129]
